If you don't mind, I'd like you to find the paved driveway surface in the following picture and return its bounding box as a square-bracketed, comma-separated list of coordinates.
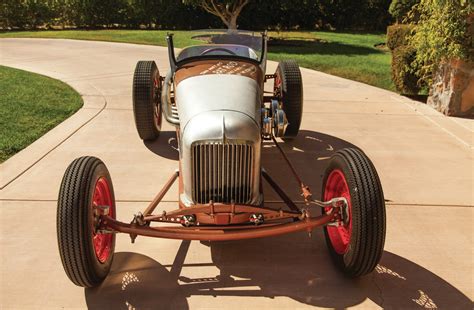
[1, 39, 472, 309]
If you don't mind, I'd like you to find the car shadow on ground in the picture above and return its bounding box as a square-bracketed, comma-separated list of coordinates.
[261, 129, 361, 202]
[144, 131, 179, 161]
[85, 130, 471, 309]
[84, 244, 472, 309]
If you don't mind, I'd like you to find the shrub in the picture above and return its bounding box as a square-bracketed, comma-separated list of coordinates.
[0, 0, 29, 29]
[391, 45, 420, 94]
[386, 24, 414, 50]
[389, 0, 418, 23]
[408, 0, 473, 85]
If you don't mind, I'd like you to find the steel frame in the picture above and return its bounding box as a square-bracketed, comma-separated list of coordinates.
[98, 135, 346, 242]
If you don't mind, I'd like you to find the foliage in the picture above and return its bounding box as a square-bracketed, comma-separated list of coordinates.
[386, 24, 414, 50]
[408, 0, 473, 84]
[0, 65, 83, 162]
[388, 0, 418, 23]
[0, 0, 393, 31]
[386, 23, 420, 94]
[182, 0, 249, 29]
[391, 45, 420, 94]
[0, 0, 45, 29]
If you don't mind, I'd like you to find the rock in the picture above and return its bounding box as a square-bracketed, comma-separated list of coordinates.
[427, 59, 474, 117]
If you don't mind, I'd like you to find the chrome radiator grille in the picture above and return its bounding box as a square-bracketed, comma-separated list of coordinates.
[192, 142, 254, 204]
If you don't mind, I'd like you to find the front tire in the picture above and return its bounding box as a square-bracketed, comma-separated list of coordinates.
[133, 60, 162, 141]
[57, 156, 116, 287]
[322, 148, 386, 277]
[274, 60, 303, 138]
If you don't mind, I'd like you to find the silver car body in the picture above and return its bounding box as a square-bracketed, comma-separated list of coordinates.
[162, 31, 268, 207]
[176, 73, 263, 207]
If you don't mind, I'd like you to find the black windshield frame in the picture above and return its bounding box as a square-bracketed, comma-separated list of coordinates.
[166, 32, 267, 72]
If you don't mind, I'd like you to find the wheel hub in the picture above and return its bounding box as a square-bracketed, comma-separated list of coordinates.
[92, 177, 114, 263]
[324, 169, 352, 254]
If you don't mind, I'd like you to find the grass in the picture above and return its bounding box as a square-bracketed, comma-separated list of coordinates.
[0, 30, 393, 90]
[0, 66, 83, 162]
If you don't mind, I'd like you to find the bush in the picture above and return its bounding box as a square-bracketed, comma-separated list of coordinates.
[386, 24, 414, 50]
[0, 0, 29, 29]
[391, 45, 420, 94]
[408, 0, 473, 85]
[389, 0, 418, 23]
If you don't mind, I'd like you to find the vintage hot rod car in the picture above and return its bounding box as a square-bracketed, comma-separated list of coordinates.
[57, 30, 386, 288]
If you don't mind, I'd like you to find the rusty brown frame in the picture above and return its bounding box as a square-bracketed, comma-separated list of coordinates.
[98, 136, 341, 242]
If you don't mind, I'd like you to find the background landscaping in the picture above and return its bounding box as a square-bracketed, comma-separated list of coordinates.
[0, 0, 472, 162]
[0, 30, 393, 91]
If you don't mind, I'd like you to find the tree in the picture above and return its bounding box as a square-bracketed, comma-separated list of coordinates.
[183, 0, 249, 30]
[389, 0, 418, 23]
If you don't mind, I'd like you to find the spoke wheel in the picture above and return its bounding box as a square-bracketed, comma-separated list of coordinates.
[133, 60, 162, 141]
[91, 177, 114, 263]
[324, 169, 352, 254]
[322, 148, 386, 277]
[57, 156, 116, 287]
[274, 60, 303, 138]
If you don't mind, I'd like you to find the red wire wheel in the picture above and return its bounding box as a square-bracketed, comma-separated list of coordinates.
[57, 156, 116, 287]
[321, 148, 386, 277]
[91, 177, 114, 263]
[323, 169, 352, 255]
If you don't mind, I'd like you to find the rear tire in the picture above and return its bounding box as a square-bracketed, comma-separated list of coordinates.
[321, 148, 386, 277]
[274, 60, 303, 138]
[57, 156, 116, 287]
[133, 60, 162, 141]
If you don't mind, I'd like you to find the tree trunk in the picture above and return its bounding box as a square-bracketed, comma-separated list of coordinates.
[228, 15, 238, 31]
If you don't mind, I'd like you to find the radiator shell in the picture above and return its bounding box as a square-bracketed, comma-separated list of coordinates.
[176, 74, 262, 206]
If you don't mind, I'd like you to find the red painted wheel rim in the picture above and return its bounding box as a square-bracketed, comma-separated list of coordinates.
[153, 77, 162, 130]
[274, 73, 282, 98]
[324, 169, 352, 254]
[92, 177, 114, 263]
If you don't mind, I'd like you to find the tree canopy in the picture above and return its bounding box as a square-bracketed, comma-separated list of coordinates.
[183, 0, 249, 30]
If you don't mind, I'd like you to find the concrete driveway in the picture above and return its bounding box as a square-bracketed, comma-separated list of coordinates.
[0, 38, 472, 309]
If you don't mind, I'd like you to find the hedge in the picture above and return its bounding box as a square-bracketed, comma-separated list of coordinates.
[391, 45, 420, 94]
[386, 24, 414, 50]
[0, 0, 393, 31]
[387, 23, 420, 94]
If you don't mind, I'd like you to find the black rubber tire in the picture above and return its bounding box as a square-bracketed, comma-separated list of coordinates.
[133, 60, 162, 141]
[274, 60, 303, 138]
[57, 156, 116, 287]
[321, 148, 386, 277]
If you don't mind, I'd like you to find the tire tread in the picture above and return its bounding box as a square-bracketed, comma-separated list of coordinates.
[57, 156, 114, 287]
[276, 60, 303, 138]
[133, 60, 160, 141]
[323, 148, 386, 277]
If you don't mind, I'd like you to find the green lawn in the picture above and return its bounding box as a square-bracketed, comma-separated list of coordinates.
[0, 66, 83, 162]
[0, 30, 393, 91]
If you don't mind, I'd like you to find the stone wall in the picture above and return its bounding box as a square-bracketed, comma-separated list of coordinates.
[427, 59, 474, 117]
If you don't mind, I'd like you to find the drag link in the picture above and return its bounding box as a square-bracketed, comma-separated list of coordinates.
[271, 136, 313, 203]
[310, 197, 349, 226]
